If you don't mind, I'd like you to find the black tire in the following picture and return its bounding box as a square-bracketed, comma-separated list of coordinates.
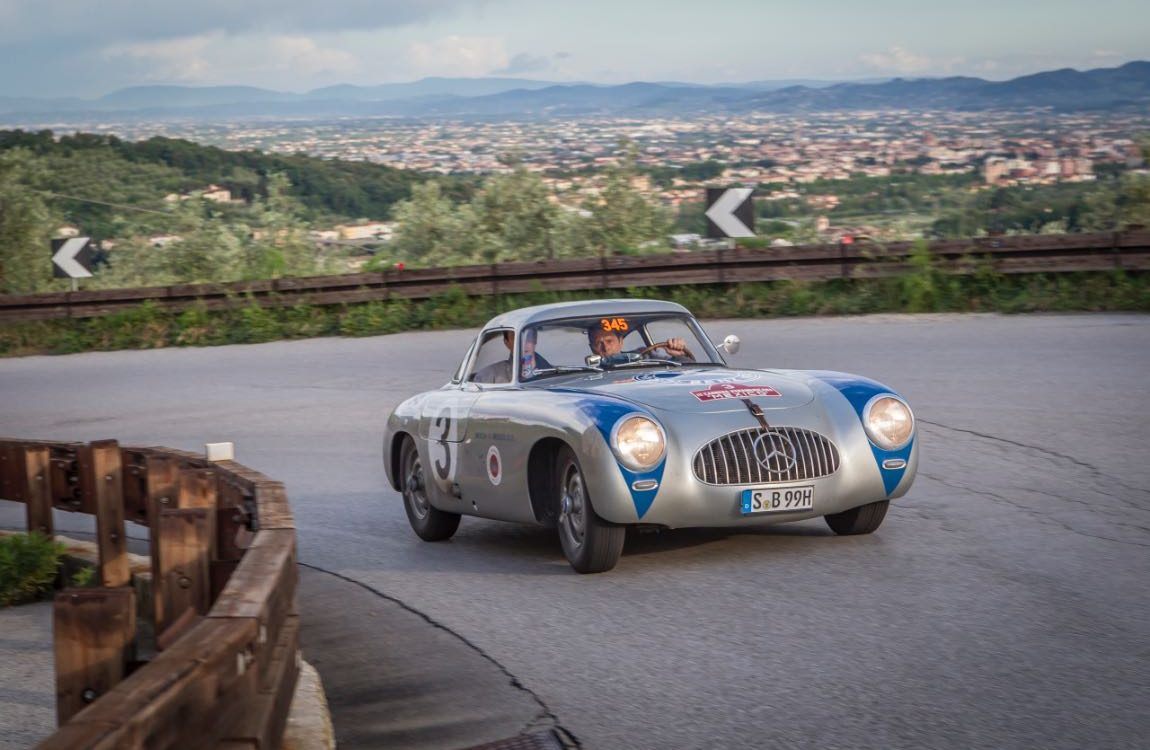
[824, 500, 889, 535]
[400, 437, 461, 542]
[556, 446, 625, 573]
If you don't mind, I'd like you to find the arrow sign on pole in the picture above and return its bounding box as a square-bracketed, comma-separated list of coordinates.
[51, 237, 95, 279]
[704, 188, 755, 239]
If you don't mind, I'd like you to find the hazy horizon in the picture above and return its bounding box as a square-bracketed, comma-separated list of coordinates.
[1, 0, 1147, 99]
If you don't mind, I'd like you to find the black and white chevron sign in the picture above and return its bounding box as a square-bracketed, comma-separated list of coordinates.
[704, 188, 755, 239]
[51, 237, 95, 279]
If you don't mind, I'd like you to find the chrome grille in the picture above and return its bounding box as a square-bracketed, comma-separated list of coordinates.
[692, 427, 840, 485]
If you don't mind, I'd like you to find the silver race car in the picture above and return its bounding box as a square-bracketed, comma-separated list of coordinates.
[384, 299, 917, 573]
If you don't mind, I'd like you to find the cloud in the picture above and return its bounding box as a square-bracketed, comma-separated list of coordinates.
[0, 1, 493, 44]
[266, 37, 359, 77]
[103, 33, 359, 86]
[407, 35, 510, 77]
[103, 34, 222, 83]
[858, 46, 934, 75]
[496, 53, 552, 75]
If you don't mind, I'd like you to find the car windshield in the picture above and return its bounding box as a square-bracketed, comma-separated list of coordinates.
[518, 313, 723, 382]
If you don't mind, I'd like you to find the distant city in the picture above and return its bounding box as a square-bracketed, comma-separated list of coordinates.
[38, 109, 1147, 207]
[6, 62, 1149, 263]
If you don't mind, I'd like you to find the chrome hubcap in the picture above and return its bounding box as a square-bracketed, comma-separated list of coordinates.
[560, 468, 586, 549]
[405, 456, 430, 520]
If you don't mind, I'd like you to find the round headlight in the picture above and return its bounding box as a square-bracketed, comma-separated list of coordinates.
[863, 395, 914, 450]
[612, 415, 666, 471]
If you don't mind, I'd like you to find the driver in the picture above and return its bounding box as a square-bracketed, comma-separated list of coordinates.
[587, 324, 692, 361]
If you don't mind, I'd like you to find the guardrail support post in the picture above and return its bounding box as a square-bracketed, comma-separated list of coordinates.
[84, 440, 130, 588]
[146, 454, 180, 632]
[53, 587, 136, 725]
[0, 442, 21, 501]
[155, 508, 213, 644]
[23, 445, 54, 537]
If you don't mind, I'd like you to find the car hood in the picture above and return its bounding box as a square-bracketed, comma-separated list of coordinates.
[557, 367, 815, 413]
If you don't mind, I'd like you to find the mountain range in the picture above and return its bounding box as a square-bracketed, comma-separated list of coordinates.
[2, 62, 1148, 121]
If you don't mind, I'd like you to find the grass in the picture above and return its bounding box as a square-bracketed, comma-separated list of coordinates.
[1, 268, 1147, 357]
[0, 532, 65, 607]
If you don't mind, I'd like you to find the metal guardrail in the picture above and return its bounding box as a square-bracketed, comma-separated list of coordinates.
[2, 230, 1148, 322]
[0, 439, 298, 750]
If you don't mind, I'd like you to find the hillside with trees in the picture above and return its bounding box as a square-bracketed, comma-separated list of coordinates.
[0, 131, 672, 294]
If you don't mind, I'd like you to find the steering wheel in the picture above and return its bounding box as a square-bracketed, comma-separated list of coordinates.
[637, 340, 696, 361]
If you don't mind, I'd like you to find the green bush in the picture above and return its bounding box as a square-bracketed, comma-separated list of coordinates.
[70, 566, 96, 588]
[1, 270, 1148, 358]
[0, 533, 65, 607]
[900, 239, 943, 312]
[174, 301, 220, 346]
[339, 300, 404, 336]
[233, 298, 283, 343]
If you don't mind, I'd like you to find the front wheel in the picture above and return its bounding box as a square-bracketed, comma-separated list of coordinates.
[400, 437, 460, 541]
[824, 500, 889, 535]
[556, 447, 625, 573]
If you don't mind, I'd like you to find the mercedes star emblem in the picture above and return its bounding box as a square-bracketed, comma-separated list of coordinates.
[752, 431, 798, 475]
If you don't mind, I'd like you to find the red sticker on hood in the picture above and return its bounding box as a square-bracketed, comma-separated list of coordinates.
[691, 383, 782, 402]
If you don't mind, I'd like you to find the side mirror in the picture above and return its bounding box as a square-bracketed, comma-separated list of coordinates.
[585, 354, 603, 368]
[721, 334, 741, 355]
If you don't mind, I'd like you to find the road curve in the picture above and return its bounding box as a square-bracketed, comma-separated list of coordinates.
[2, 313, 1148, 750]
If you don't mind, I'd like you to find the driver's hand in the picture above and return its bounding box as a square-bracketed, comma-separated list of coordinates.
[665, 337, 687, 356]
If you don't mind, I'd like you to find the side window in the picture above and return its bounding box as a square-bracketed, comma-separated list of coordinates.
[451, 340, 477, 384]
[468, 330, 514, 384]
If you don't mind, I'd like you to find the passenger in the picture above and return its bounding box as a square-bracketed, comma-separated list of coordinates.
[472, 331, 515, 384]
[474, 328, 552, 383]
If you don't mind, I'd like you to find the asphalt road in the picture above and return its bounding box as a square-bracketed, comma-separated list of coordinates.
[2, 313, 1148, 750]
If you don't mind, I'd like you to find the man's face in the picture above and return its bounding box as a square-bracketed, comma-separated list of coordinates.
[589, 329, 624, 356]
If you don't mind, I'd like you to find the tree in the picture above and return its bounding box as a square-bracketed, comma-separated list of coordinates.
[680, 160, 726, 183]
[390, 181, 479, 266]
[581, 149, 671, 256]
[0, 150, 57, 294]
[1086, 174, 1150, 230]
[241, 173, 332, 279]
[471, 167, 560, 262]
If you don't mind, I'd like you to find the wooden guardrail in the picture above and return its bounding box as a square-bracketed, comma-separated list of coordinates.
[1, 230, 1148, 323]
[0, 438, 298, 750]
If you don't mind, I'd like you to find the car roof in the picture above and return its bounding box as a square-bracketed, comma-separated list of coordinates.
[482, 298, 693, 331]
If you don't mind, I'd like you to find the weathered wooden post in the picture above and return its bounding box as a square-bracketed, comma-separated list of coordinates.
[53, 588, 137, 724]
[0, 441, 21, 501]
[22, 445, 54, 537]
[145, 454, 180, 633]
[80, 440, 130, 588]
[154, 468, 217, 645]
[213, 475, 253, 600]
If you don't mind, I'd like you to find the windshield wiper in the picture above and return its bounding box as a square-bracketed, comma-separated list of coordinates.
[528, 365, 603, 378]
[610, 358, 683, 369]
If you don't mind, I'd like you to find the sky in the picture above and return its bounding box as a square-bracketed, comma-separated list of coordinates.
[0, 0, 1147, 98]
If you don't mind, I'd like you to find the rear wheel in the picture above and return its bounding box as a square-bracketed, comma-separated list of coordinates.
[824, 500, 889, 535]
[556, 446, 624, 573]
[400, 437, 460, 541]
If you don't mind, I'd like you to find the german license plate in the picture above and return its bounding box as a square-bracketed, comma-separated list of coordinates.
[741, 485, 814, 514]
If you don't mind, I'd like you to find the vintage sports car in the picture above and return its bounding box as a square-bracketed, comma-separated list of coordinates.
[383, 299, 917, 573]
